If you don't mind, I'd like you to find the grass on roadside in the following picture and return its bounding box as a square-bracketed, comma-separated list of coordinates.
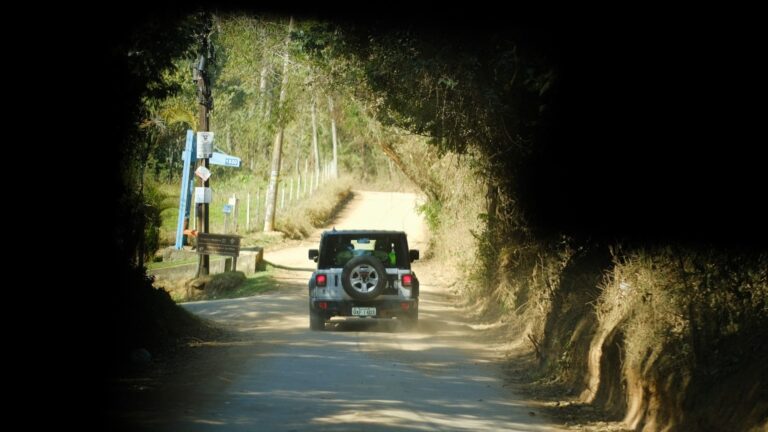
[156, 268, 278, 302]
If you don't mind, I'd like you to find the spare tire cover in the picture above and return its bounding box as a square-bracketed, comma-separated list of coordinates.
[341, 255, 387, 300]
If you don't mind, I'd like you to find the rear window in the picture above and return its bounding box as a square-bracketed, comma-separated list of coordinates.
[318, 234, 410, 269]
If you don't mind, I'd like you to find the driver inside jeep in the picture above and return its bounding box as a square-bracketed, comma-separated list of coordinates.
[334, 240, 354, 266]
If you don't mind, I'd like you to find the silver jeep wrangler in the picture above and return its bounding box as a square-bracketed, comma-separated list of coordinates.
[307, 229, 420, 330]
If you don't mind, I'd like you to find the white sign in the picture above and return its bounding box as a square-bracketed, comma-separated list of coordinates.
[223, 157, 240, 167]
[195, 166, 211, 181]
[210, 152, 241, 167]
[194, 187, 212, 204]
[228, 196, 238, 206]
[196, 131, 214, 158]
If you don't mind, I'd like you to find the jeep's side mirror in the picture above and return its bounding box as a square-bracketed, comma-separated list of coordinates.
[409, 249, 419, 262]
[308, 249, 319, 261]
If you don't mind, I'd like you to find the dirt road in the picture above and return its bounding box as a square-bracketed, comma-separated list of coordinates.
[113, 191, 563, 431]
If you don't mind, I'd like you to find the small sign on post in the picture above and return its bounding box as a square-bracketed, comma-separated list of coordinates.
[222, 204, 232, 233]
[196, 233, 240, 257]
[229, 195, 239, 233]
[195, 166, 211, 181]
[194, 187, 212, 204]
[210, 152, 241, 167]
[196, 132, 214, 158]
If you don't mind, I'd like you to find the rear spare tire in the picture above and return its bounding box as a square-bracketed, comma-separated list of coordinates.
[341, 255, 386, 300]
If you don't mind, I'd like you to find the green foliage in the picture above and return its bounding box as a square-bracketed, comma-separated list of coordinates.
[140, 180, 176, 262]
[417, 199, 442, 232]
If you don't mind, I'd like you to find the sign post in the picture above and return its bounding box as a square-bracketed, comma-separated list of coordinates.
[174, 130, 196, 249]
[196, 233, 241, 271]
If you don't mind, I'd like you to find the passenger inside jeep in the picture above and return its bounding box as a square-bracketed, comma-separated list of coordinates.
[372, 240, 388, 262]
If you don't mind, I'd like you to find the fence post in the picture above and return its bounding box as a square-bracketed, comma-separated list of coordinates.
[255, 188, 260, 227]
[246, 192, 251, 231]
[233, 194, 239, 233]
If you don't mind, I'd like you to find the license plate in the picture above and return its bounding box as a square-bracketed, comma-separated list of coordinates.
[351, 307, 376, 316]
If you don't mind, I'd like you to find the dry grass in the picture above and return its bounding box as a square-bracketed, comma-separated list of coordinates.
[274, 177, 353, 239]
[423, 159, 768, 431]
[592, 248, 768, 430]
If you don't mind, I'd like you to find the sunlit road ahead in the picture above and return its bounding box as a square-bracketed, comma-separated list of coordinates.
[120, 191, 563, 431]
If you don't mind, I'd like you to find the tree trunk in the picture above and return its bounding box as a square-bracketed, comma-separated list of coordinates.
[263, 17, 293, 232]
[259, 65, 271, 168]
[311, 98, 320, 187]
[259, 65, 268, 117]
[328, 95, 339, 178]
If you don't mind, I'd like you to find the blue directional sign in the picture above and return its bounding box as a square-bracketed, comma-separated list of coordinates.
[210, 152, 241, 167]
[223, 204, 233, 214]
[175, 130, 196, 249]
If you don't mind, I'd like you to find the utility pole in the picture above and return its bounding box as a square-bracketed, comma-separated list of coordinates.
[195, 15, 214, 276]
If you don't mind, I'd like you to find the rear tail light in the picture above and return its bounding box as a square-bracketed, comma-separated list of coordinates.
[319, 302, 328, 310]
[402, 274, 412, 286]
[316, 274, 327, 287]
[401, 302, 410, 311]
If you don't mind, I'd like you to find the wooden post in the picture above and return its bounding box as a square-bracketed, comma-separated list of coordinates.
[194, 17, 214, 277]
[246, 192, 251, 231]
[233, 194, 239, 233]
[253, 247, 265, 271]
[255, 188, 260, 226]
[222, 257, 238, 271]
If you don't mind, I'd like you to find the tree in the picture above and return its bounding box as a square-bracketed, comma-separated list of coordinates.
[310, 97, 321, 186]
[263, 17, 294, 232]
[328, 95, 339, 178]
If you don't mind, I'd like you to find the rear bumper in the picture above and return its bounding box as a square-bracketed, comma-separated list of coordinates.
[311, 299, 418, 318]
